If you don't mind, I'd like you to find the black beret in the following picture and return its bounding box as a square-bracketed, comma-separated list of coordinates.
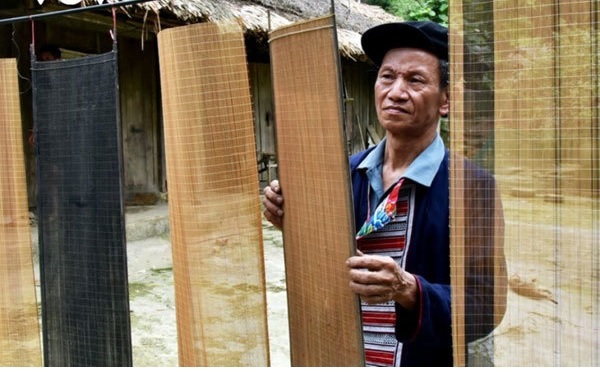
[361, 21, 448, 66]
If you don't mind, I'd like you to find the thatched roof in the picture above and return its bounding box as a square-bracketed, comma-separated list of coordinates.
[88, 0, 401, 61]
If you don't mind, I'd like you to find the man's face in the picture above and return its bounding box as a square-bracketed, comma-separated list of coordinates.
[40, 51, 56, 61]
[374, 48, 448, 139]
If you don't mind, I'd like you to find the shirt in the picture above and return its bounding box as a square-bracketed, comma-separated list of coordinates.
[349, 135, 506, 366]
[354, 134, 445, 366]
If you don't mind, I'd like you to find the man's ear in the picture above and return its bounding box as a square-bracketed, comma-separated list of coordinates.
[439, 89, 449, 117]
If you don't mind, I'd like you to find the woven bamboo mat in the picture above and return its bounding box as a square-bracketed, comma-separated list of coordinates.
[157, 20, 270, 366]
[0, 59, 42, 366]
[32, 50, 131, 366]
[450, 0, 599, 366]
[269, 15, 364, 366]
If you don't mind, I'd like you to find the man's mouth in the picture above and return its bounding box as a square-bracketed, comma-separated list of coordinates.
[383, 106, 409, 115]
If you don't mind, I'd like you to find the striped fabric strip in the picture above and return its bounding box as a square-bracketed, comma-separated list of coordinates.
[356, 180, 414, 367]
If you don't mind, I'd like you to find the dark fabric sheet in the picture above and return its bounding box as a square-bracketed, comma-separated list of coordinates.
[32, 47, 132, 367]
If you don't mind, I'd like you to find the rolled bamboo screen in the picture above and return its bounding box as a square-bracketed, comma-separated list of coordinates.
[157, 20, 270, 366]
[0, 59, 42, 366]
[450, 0, 599, 366]
[269, 15, 364, 366]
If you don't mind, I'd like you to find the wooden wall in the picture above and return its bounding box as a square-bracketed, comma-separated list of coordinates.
[118, 37, 162, 201]
[245, 60, 380, 182]
[0, 14, 381, 206]
[341, 60, 380, 154]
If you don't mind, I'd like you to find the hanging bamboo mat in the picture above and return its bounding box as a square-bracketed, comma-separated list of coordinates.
[157, 20, 270, 366]
[32, 50, 131, 366]
[450, 0, 599, 366]
[0, 59, 42, 366]
[269, 15, 364, 366]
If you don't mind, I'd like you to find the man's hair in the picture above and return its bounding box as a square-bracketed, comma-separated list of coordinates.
[39, 44, 61, 59]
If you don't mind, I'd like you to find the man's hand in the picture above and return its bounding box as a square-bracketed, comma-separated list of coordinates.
[347, 251, 418, 310]
[262, 179, 284, 230]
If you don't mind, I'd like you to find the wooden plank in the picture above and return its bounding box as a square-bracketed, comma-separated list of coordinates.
[157, 20, 270, 367]
[0, 59, 42, 367]
[269, 15, 364, 366]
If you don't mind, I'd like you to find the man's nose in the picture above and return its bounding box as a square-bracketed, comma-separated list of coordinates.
[388, 79, 409, 99]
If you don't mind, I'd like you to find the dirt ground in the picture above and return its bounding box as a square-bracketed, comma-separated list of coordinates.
[126, 195, 598, 367]
[30, 188, 597, 367]
[489, 178, 598, 366]
[126, 218, 290, 367]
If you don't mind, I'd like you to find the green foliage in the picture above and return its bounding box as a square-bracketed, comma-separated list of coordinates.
[365, 0, 448, 26]
[406, 0, 448, 26]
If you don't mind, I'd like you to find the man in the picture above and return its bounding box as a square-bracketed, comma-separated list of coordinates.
[263, 21, 507, 366]
[38, 44, 62, 61]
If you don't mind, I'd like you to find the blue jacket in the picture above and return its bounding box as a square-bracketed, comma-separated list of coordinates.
[350, 146, 507, 367]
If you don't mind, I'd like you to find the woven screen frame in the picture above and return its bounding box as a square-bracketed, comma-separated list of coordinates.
[450, 0, 599, 366]
[0, 59, 42, 366]
[157, 20, 270, 366]
[269, 15, 364, 366]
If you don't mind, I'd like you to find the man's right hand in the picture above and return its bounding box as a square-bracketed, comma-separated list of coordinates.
[262, 180, 284, 230]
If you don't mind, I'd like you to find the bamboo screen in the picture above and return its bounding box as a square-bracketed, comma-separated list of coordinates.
[450, 0, 599, 366]
[32, 49, 132, 367]
[157, 21, 270, 366]
[269, 15, 364, 366]
[0, 59, 42, 367]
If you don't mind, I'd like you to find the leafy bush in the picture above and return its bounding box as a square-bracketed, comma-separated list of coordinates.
[365, 0, 448, 26]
